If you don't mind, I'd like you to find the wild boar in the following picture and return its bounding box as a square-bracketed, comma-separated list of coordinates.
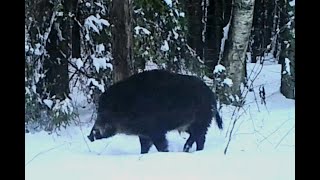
[88, 69, 222, 154]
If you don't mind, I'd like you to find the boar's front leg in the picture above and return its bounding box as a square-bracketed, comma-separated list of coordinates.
[139, 136, 153, 154]
[183, 134, 196, 152]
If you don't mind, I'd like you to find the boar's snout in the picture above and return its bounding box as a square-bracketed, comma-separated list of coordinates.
[87, 126, 107, 142]
[87, 128, 101, 142]
[87, 132, 95, 142]
[87, 128, 95, 142]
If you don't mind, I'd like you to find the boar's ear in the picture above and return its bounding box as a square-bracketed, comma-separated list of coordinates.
[103, 123, 117, 138]
[95, 110, 109, 123]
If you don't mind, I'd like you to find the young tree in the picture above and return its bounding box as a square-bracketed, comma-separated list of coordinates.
[221, 0, 255, 106]
[70, 0, 113, 109]
[25, 0, 76, 131]
[133, 0, 203, 75]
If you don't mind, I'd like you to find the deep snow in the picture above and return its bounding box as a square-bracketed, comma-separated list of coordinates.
[25, 63, 294, 180]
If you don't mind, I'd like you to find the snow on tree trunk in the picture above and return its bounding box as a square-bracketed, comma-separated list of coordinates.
[280, 56, 294, 99]
[111, 0, 133, 82]
[222, 0, 255, 105]
[280, 0, 295, 99]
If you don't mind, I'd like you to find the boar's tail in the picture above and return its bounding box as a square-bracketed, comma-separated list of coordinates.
[215, 111, 223, 130]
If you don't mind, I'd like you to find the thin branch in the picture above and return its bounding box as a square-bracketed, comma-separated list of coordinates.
[98, 142, 111, 155]
[255, 130, 274, 146]
[251, 85, 261, 112]
[224, 114, 240, 155]
[248, 106, 256, 130]
[224, 107, 239, 138]
[43, 11, 57, 49]
[258, 118, 292, 144]
[275, 125, 295, 149]
[68, 60, 93, 79]
[25, 143, 67, 167]
[233, 106, 250, 134]
[74, 110, 92, 153]
[224, 46, 268, 153]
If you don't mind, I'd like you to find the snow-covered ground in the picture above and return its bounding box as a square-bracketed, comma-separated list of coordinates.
[25, 63, 295, 180]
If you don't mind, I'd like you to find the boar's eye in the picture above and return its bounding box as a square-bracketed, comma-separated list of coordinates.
[92, 129, 98, 135]
[104, 124, 111, 129]
[93, 128, 103, 140]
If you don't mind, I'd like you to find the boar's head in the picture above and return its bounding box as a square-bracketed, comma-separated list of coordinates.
[87, 113, 116, 142]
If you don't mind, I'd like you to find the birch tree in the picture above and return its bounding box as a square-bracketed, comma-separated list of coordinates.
[221, 0, 255, 106]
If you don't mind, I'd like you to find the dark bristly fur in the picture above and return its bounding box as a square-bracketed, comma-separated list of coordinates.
[88, 69, 223, 154]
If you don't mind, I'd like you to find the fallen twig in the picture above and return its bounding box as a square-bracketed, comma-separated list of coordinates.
[25, 143, 67, 167]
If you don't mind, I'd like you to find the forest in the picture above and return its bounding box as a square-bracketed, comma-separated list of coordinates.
[25, 0, 295, 132]
[25, 1, 295, 179]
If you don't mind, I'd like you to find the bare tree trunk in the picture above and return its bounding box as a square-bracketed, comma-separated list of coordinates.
[264, 0, 274, 50]
[222, 0, 255, 105]
[185, 0, 204, 60]
[203, 0, 224, 78]
[111, 0, 133, 82]
[270, 0, 279, 59]
[251, 0, 263, 63]
[72, 0, 81, 58]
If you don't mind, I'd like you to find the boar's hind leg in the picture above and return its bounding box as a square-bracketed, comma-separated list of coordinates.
[183, 131, 206, 152]
[195, 134, 206, 151]
[150, 133, 169, 152]
[183, 132, 196, 152]
[139, 136, 153, 154]
[183, 122, 208, 152]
